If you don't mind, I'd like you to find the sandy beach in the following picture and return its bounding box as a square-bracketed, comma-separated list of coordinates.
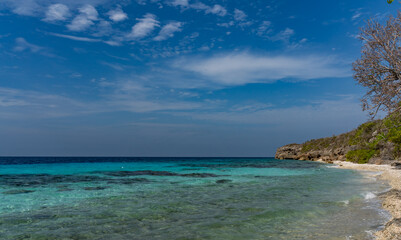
[333, 161, 401, 240]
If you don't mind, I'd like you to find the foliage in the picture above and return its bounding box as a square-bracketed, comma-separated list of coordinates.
[298, 113, 401, 163]
[388, 0, 394, 3]
[346, 149, 377, 164]
[348, 121, 379, 145]
[352, 11, 401, 117]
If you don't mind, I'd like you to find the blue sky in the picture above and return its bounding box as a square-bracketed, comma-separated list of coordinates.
[0, 0, 397, 156]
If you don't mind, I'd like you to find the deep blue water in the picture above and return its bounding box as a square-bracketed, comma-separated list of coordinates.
[0, 157, 391, 239]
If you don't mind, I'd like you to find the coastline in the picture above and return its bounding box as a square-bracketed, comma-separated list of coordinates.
[332, 161, 401, 240]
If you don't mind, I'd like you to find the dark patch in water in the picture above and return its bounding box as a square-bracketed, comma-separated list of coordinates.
[178, 161, 320, 170]
[0, 174, 105, 187]
[107, 178, 150, 184]
[57, 188, 73, 192]
[99, 170, 223, 178]
[181, 173, 221, 178]
[84, 186, 108, 191]
[216, 179, 232, 184]
[3, 189, 35, 194]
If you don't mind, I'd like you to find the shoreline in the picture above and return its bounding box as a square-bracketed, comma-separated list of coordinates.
[332, 161, 401, 240]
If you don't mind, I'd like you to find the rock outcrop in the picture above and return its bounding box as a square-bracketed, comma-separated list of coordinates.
[275, 116, 401, 164]
[275, 143, 350, 163]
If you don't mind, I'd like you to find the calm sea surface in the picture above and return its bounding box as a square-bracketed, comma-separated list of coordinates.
[0, 157, 391, 239]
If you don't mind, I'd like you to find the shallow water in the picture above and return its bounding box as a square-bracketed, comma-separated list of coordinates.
[0, 157, 391, 239]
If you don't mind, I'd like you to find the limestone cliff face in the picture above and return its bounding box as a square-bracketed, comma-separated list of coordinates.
[275, 143, 352, 163]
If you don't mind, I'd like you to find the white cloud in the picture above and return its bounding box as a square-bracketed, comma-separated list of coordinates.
[127, 13, 160, 40]
[174, 53, 351, 86]
[108, 7, 128, 22]
[1, 0, 107, 17]
[0, 87, 88, 119]
[351, 8, 363, 21]
[67, 4, 98, 31]
[13, 37, 43, 53]
[170, 0, 188, 7]
[68, 15, 94, 31]
[8, 0, 41, 16]
[93, 20, 113, 36]
[174, 96, 365, 128]
[79, 4, 98, 19]
[171, 1, 226, 16]
[154, 22, 183, 41]
[43, 3, 69, 22]
[270, 28, 294, 42]
[257, 21, 272, 36]
[206, 4, 226, 16]
[49, 32, 101, 42]
[234, 9, 246, 21]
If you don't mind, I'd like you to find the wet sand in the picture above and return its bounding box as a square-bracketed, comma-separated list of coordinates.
[333, 161, 401, 240]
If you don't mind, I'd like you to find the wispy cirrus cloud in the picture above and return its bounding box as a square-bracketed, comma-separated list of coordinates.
[13, 37, 58, 57]
[270, 28, 295, 43]
[13, 37, 43, 53]
[170, 0, 227, 16]
[173, 52, 351, 86]
[0, 0, 107, 17]
[256, 21, 272, 36]
[49, 32, 100, 42]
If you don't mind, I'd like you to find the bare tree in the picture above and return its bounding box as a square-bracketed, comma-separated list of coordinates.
[352, 11, 401, 117]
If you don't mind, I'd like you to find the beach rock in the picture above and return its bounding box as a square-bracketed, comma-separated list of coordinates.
[376, 218, 401, 240]
[391, 162, 401, 169]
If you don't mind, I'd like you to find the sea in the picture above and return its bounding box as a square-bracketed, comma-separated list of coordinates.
[0, 157, 391, 240]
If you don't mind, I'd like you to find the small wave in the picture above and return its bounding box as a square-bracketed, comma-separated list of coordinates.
[326, 165, 339, 168]
[363, 192, 377, 200]
[340, 200, 349, 205]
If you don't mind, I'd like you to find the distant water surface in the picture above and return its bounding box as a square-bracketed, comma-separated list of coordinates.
[0, 157, 391, 239]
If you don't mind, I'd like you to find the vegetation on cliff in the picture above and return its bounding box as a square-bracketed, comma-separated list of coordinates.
[296, 113, 401, 163]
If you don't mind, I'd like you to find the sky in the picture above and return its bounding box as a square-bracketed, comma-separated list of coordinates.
[0, 0, 397, 157]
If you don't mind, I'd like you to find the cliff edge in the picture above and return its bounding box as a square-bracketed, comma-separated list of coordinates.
[275, 114, 401, 164]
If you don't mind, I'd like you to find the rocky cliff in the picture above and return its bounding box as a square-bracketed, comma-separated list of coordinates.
[275, 114, 401, 164]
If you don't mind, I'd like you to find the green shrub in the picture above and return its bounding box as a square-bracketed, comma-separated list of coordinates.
[348, 121, 378, 146]
[346, 149, 377, 164]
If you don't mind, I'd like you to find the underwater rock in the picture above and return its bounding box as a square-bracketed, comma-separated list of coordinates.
[3, 189, 35, 194]
[83, 186, 108, 191]
[100, 170, 223, 178]
[57, 188, 73, 192]
[0, 174, 106, 187]
[216, 179, 232, 184]
[106, 178, 150, 184]
[181, 173, 220, 178]
[102, 170, 179, 177]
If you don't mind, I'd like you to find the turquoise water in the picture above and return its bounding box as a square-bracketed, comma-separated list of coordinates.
[0, 157, 391, 239]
